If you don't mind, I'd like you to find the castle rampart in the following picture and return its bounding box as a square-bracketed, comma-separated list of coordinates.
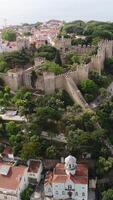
[0, 40, 113, 108]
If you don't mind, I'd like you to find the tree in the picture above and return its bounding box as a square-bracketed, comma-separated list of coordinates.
[21, 137, 40, 160]
[35, 45, 58, 61]
[0, 50, 30, 67]
[80, 79, 98, 102]
[102, 189, 113, 200]
[89, 71, 107, 87]
[46, 145, 57, 159]
[6, 121, 21, 136]
[99, 88, 108, 98]
[97, 98, 113, 130]
[80, 79, 98, 94]
[105, 57, 113, 74]
[2, 30, 16, 41]
[0, 60, 9, 73]
[13, 89, 35, 119]
[21, 185, 34, 200]
[0, 86, 12, 107]
[82, 110, 97, 131]
[96, 157, 113, 177]
[62, 20, 85, 35]
[42, 61, 63, 75]
[66, 126, 105, 158]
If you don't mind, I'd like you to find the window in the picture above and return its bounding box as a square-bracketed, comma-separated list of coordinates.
[82, 192, 85, 196]
[4, 196, 7, 199]
[56, 191, 58, 195]
[68, 185, 72, 190]
[62, 191, 65, 195]
[75, 192, 78, 196]
[69, 164, 71, 168]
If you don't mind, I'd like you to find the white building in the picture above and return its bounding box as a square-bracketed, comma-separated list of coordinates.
[44, 155, 88, 200]
[27, 159, 43, 184]
[0, 162, 28, 200]
[0, 159, 43, 200]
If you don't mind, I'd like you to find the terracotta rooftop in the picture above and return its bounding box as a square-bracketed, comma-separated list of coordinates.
[45, 163, 88, 185]
[28, 160, 41, 173]
[0, 162, 27, 190]
[43, 159, 59, 169]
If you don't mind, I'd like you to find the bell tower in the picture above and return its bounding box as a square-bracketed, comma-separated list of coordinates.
[65, 155, 77, 176]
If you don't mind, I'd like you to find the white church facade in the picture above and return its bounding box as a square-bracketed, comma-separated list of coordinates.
[44, 155, 88, 200]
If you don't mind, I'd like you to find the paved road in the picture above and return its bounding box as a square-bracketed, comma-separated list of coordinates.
[41, 131, 67, 143]
[0, 112, 26, 122]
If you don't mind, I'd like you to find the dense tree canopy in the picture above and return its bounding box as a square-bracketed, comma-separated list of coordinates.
[41, 61, 63, 75]
[21, 185, 34, 200]
[104, 57, 113, 74]
[35, 45, 61, 65]
[2, 30, 16, 41]
[102, 189, 113, 200]
[79, 79, 98, 102]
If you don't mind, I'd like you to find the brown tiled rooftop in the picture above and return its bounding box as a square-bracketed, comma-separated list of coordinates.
[52, 163, 88, 184]
[43, 159, 59, 169]
[0, 162, 27, 190]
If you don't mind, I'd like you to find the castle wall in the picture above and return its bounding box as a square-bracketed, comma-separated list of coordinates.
[42, 40, 113, 107]
[36, 76, 45, 91]
[43, 72, 55, 94]
[22, 66, 35, 89]
[0, 70, 23, 91]
[64, 76, 89, 110]
[55, 75, 64, 90]
[0, 40, 113, 108]
[61, 45, 95, 54]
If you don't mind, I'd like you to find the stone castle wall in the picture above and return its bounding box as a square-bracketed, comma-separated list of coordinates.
[0, 40, 113, 100]
[60, 44, 95, 55]
[40, 40, 113, 108]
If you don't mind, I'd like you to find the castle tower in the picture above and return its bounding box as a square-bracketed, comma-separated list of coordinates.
[65, 155, 77, 176]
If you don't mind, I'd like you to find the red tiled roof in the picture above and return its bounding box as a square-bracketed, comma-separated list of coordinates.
[52, 163, 88, 184]
[44, 159, 59, 169]
[52, 175, 67, 183]
[0, 162, 27, 190]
